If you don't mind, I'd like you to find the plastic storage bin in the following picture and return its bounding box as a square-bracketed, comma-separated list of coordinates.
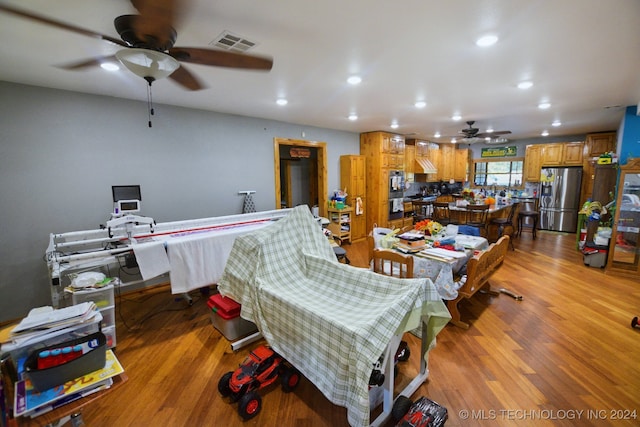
[583, 243, 608, 268]
[207, 294, 258, 341]
[70, 285, 115, 309]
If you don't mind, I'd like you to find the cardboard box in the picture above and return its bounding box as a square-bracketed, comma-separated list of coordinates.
[207, 294, 258, 341]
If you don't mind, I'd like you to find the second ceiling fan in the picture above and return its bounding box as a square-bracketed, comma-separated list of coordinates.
[454, 121, 511, 143]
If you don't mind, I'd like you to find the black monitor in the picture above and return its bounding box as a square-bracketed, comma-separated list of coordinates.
[112, 185, 141, 202]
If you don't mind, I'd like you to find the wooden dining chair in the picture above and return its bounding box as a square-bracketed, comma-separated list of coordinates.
[432, 202, 452, 225]
[372, 248, 414, 278]
[465, 204, 490, 237]
[490, 202, 519, 250]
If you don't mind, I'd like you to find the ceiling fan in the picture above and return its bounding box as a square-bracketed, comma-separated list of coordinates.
[455, 121, 512, 144]
[0, 0, 274, 91]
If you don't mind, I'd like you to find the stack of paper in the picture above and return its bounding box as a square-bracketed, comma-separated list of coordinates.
[2, 303, 99, 349]
[419, 248, 467, 261]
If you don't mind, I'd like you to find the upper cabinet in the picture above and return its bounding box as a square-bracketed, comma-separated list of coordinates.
[541, 143, 563, 165]
[584, 132, 617, 158]
[454, 148, 471, 182]
[541, 142, 583, 166]
[524, 145, 543, 182]
[562, 142, 584, 165]
[525, 141, 585, 181]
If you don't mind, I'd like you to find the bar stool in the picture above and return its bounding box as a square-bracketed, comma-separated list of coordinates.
[490, 202, 519, 250]
[517, 200, 539, 239]
[465, 204, 490, 237]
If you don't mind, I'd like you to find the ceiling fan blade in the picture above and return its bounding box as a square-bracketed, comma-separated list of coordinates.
[168, 65, 206, 91]
[476, 130, 512, 138]
[0, 4, 127, 48]
[168, 47, 273, 71]
[57, 55, 119, 70]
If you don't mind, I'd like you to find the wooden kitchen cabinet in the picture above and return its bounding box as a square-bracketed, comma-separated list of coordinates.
[438, 144, 455, 181]
[584, 132, 616, 158]
[541, 143, 563, 165]
[606, 158, 640, 278]
[580, 133, 616, 206]
[524, 144, 542, 182]
[404, 144, 416, 174]
[541, 142, 584, 166]
[562, 142, 584, 165]
[427, 144, 442, 181]
[340, 155, 367, 242]
[360, 131, 405, 232]
[454, 148, 471, 181]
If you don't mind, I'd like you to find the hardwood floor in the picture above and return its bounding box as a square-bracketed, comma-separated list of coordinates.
[77, 231, 640, 427]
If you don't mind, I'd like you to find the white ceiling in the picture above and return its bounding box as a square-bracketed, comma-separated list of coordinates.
[1, 0, 640, 142]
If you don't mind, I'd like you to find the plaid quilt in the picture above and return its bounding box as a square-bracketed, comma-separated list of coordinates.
[218, 206, 450, 426]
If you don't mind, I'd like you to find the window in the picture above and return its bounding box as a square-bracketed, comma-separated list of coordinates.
[473, 159, 524, 187]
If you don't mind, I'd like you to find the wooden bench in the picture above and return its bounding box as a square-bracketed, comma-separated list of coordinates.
[447, 235, 510, 329]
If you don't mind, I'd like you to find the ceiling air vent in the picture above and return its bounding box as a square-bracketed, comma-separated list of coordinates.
[210, 31, 257, 53]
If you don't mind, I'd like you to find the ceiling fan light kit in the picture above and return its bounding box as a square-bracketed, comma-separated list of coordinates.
[115, 48, 180, 83]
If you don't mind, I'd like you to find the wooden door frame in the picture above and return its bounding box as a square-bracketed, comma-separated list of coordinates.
[274, 138, 328, 217]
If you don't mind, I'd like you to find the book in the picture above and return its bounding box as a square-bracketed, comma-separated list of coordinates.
[14, 349, 123, 417]
[27, 378, 113, 418]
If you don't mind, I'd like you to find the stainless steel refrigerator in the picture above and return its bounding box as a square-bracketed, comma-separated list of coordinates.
[539, 166, 583, 232]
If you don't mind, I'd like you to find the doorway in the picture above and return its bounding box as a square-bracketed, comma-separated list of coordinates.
[273, 138, 328, 217]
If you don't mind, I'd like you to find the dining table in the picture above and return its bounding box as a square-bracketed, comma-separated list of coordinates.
[391, 233, 489, 300]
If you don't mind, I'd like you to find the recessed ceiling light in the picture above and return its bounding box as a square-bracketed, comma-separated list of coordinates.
[390, 121, 399, 129]
[451, 138, 457, 143]
[541, 130, 549, 136]
[476, 34, 498, 47]
[347, 75, 362, 85]
[348, 114, 358, 121]
[434, 132, 441, 138]
[538, 102, 551, 109]
[276, 98, 288, 106]
[100, 62, 119, 71]
[552, 120, 562, 127]
[518, 81, 533, 89]
[485, 128, 494, 133]
[452, 114, 462, 121]
[415, 101, 427, 108]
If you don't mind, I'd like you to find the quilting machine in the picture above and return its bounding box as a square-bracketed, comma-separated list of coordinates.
[45, 207, 291, 308]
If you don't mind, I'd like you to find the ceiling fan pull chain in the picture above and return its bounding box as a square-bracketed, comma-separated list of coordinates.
[145, 77, 155, 128]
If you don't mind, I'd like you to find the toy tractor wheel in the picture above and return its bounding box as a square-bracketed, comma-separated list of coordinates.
[392, 396, 413, 422]
[281, 367, 301, 392]
[217, 371, 233, 397]
[632, 316, 639, 328]
[238, 390, 262, 420]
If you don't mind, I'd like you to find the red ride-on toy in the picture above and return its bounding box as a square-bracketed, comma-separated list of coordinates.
[218, 345, 301, 420]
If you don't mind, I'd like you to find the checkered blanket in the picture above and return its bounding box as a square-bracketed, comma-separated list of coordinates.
[218, 206, 449, 427]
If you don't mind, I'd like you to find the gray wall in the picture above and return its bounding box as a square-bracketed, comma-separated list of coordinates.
[0, 81, 359, 323]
